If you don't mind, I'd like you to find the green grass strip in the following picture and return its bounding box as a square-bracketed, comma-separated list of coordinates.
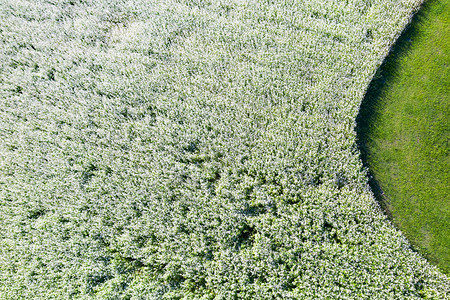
[358, 0, 449, 274]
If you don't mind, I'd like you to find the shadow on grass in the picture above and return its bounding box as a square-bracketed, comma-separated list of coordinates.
[356, 0, 433, 218]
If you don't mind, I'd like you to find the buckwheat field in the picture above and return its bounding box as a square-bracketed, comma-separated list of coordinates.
[0, 0, 448, 299]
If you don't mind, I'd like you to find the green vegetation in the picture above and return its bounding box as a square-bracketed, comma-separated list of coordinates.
[0, 0, 448, 298]
[358, 0, 449, 274]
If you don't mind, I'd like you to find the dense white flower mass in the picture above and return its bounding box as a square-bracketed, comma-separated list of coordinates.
[0, 0, 448, 298]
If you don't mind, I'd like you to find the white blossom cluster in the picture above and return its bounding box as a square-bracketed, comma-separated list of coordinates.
[0, 0, 448, 299]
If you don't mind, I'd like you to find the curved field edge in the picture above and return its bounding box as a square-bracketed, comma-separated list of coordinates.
[357, 0, 449, 274]
[0, 0, 448, 299]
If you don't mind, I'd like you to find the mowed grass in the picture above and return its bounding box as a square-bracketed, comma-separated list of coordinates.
[358, 0, 449, 274]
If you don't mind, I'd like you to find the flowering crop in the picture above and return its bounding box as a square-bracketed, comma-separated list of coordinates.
[0, 0, 448, 299]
